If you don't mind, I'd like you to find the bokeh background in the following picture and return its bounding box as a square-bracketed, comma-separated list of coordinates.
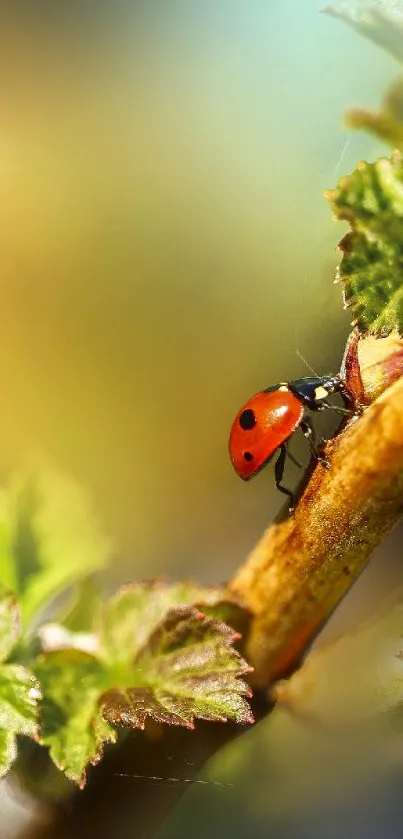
[2, 2, 403, 838]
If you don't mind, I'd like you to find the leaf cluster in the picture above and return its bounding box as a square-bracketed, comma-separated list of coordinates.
[0, 472, 252, 788]
[324, 2, 403, 338]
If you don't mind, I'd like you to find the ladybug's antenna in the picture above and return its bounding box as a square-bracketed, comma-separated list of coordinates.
[296, 348, 319, 377]
[293, 324, 320, 377]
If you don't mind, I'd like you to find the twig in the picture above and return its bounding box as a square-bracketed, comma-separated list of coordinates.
[229, 375, 403, 686]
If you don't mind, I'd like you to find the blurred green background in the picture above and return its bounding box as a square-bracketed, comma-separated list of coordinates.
[0, 0, 393, 584]
[2, 3, 403, 837]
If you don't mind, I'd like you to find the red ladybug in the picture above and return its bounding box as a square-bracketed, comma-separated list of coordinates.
[229, 375, 355, 508]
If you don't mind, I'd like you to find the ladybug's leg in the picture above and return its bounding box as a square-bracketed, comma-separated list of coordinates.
[300, 417, 330, 468]
[315, 401, 352, 417]
[274, 444, 295, 510]
[320, 376, 363, 415]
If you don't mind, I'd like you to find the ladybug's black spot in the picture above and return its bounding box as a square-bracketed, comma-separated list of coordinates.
[239, 408, 256, 430]
[243, 451, 254, 462]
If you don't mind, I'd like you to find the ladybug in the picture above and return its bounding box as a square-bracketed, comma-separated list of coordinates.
[229, 375, 356, 509]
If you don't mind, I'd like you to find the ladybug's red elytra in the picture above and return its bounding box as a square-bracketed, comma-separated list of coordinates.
[229, 375, 356, 510]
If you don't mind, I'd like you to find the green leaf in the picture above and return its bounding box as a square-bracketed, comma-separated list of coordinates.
[326, 152, 403, 335]
[322, 2, 403, 64]
[59, 576, 103, 633]
[34, 650, 116, 788]
[346, 76, 403, 150]
[34, 585, 252, 785]
[0, 664, 41, 737]
[0, 486, 20, 594]
[99, 580, 248, 667]
[0, 469, 110, 628]
[0, 588, 41, 778]
[0, 589, 19, 663]
[101, 605, 253, 729]
[0, 728, 17, 777]
[0, 662, 41, 778]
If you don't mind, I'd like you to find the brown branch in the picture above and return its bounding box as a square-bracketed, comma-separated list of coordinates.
[228, 375, 403, 687]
